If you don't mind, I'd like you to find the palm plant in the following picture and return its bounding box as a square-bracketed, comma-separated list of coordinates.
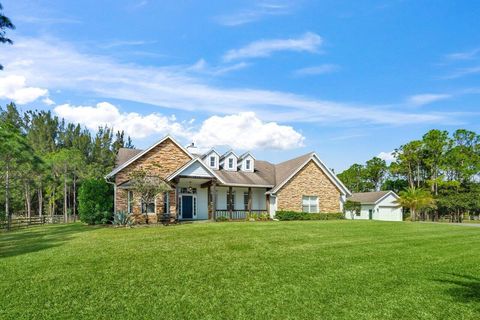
[397, 187, 435, 221]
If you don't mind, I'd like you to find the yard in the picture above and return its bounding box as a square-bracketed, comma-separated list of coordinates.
[1, 221, 479, 319]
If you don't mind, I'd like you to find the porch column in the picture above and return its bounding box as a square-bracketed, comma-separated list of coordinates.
[266, 194, 270, 213]
[247, 187, 252, 213]
[207, 184, 212, 220]
[228, 186, 233, 219]
[212, 180, 217, 221]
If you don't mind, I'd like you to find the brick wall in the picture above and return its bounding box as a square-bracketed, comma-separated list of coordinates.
[114, 138, 191, 214]
[276, 160, 341, 212]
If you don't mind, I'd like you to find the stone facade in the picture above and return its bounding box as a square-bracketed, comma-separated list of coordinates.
[276, 160, 341, 212]
[114, 138, 191, 215]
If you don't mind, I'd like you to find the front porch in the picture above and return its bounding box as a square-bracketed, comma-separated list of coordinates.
[175, 177, 269, 221]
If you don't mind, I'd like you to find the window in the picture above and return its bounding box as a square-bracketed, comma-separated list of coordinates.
[163, 192, 169, 214]
[243, 192, 249, 210]
[245, 159, 251, 170]
[228, 158, 234, 169]
[141, 200, 155, 214]
[227, 190, 235, 210]
[302, 196, 318, 213]
[180, 187, 196, 194]
[210, 156, 216, 168]
[127, 191, 134, 213]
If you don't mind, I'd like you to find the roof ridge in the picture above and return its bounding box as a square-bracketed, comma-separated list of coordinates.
[275, 151, 314, 166]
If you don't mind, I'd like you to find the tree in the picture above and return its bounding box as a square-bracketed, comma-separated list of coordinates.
[130, 169, 171, 224]
[344, 200, 361, 219]
[392, 140, 424, 188]
[78, 179, 113, 225]
[363, 157, 387, 191]
[0, 3, 15, 70]
[337, 164, 366, 193]
[444, 129, 480, 183]
[397, 187, 435, 221]
[422, 129, 449, 195]
[0, 124, 36, 228]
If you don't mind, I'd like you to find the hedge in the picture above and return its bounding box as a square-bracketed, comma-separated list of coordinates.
[275, 211, 344, 221]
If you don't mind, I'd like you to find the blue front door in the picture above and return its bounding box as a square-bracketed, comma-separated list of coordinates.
[182, 195, 193, 219]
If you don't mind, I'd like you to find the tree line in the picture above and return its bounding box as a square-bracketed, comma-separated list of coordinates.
[338, 129, 480, 220]
[0, 103, 134, 226]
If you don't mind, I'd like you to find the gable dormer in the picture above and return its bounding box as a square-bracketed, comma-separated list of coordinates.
[220, 150, 238, 171]
[239, 152, 255, 172]
[202, 149, 220, 170]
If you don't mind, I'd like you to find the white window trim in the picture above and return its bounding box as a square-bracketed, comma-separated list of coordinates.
[127, 191, 134, 214]
[209, 156, 216, 168]
[302, 195, 319, 213]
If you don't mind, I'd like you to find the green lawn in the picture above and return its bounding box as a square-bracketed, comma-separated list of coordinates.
[1, 221, 479, 319]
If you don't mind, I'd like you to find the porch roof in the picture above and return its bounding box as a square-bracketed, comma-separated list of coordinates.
[117, 178, 173, 190]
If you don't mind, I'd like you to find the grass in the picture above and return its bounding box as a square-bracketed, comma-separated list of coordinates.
[1, 221, 479, 319]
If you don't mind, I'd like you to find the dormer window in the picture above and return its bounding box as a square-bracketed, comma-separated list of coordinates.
[228, 158, 234, 169]
[239, 152, 255, 172]
[210, 156, 216, 168]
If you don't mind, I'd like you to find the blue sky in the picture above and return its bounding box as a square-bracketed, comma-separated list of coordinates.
[0, 0, 479, 172]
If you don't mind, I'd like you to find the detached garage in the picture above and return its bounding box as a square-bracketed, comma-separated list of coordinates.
[345, 191, 403, 222]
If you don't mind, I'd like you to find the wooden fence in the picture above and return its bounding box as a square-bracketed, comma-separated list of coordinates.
[0, 215, 77, 231]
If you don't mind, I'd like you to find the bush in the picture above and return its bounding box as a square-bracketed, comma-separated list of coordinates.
[78, 179, 113, 225]
[216, 216, 229, 222]
[275, 211, 344, 221]
[113, 211, 133, 227]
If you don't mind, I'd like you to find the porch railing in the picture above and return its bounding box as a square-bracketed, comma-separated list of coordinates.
[214, 209, 267, 220]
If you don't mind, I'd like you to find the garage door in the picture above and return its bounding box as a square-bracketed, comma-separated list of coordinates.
[378, 206, 402, 221]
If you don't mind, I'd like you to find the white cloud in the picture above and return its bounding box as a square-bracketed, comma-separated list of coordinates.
[377, 151, 396, 162]
[0, 75, 49, 104]
[446, 48, 480, 60]
[407, 93, 451, 106]
[223, 32, 322, 62]
[188, 59, 250, 75]
[294, 64, 340, 76]
[0, 37, 457, 126]
[215, 1, 292, 26]
[54, 102, 189, 139]
[99, 40, 157, 49]
[443, 66, 480, 79]
[42, 97, 55, 105]
[193, 112, 304, 150]
[53, 103, 304, 150]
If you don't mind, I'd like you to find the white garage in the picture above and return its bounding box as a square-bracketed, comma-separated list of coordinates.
[345, 191, 403, 222]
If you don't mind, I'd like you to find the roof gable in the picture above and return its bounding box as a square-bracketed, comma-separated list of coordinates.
[270, 153, 351, 196]
[105, 135, 193, 179]
[166, 158, 225, 183]
[220, 150, 239, 160]
[201, 148, 221, 159]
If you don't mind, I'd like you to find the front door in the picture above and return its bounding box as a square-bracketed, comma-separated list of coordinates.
[368, 209, 373, 220]
[182, 195, 193, 219]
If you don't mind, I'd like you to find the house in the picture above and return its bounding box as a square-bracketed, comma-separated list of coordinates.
[345, 191, 403, 221]
[105, 135, 351, 221]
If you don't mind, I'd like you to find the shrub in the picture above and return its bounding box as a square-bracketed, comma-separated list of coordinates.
[113, 211, 133, 227]
[78, 179, 113, 225]
[275, 211, 344, 221]
[216, 216, 229, 222]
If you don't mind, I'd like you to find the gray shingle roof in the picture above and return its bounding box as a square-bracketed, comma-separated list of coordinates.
[116, 148, 143, 167]
[348, 191, 391, 204]
[273, 152, 313, 186]
[114, 148, 323, 190]
[214, 160, 276, 186]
